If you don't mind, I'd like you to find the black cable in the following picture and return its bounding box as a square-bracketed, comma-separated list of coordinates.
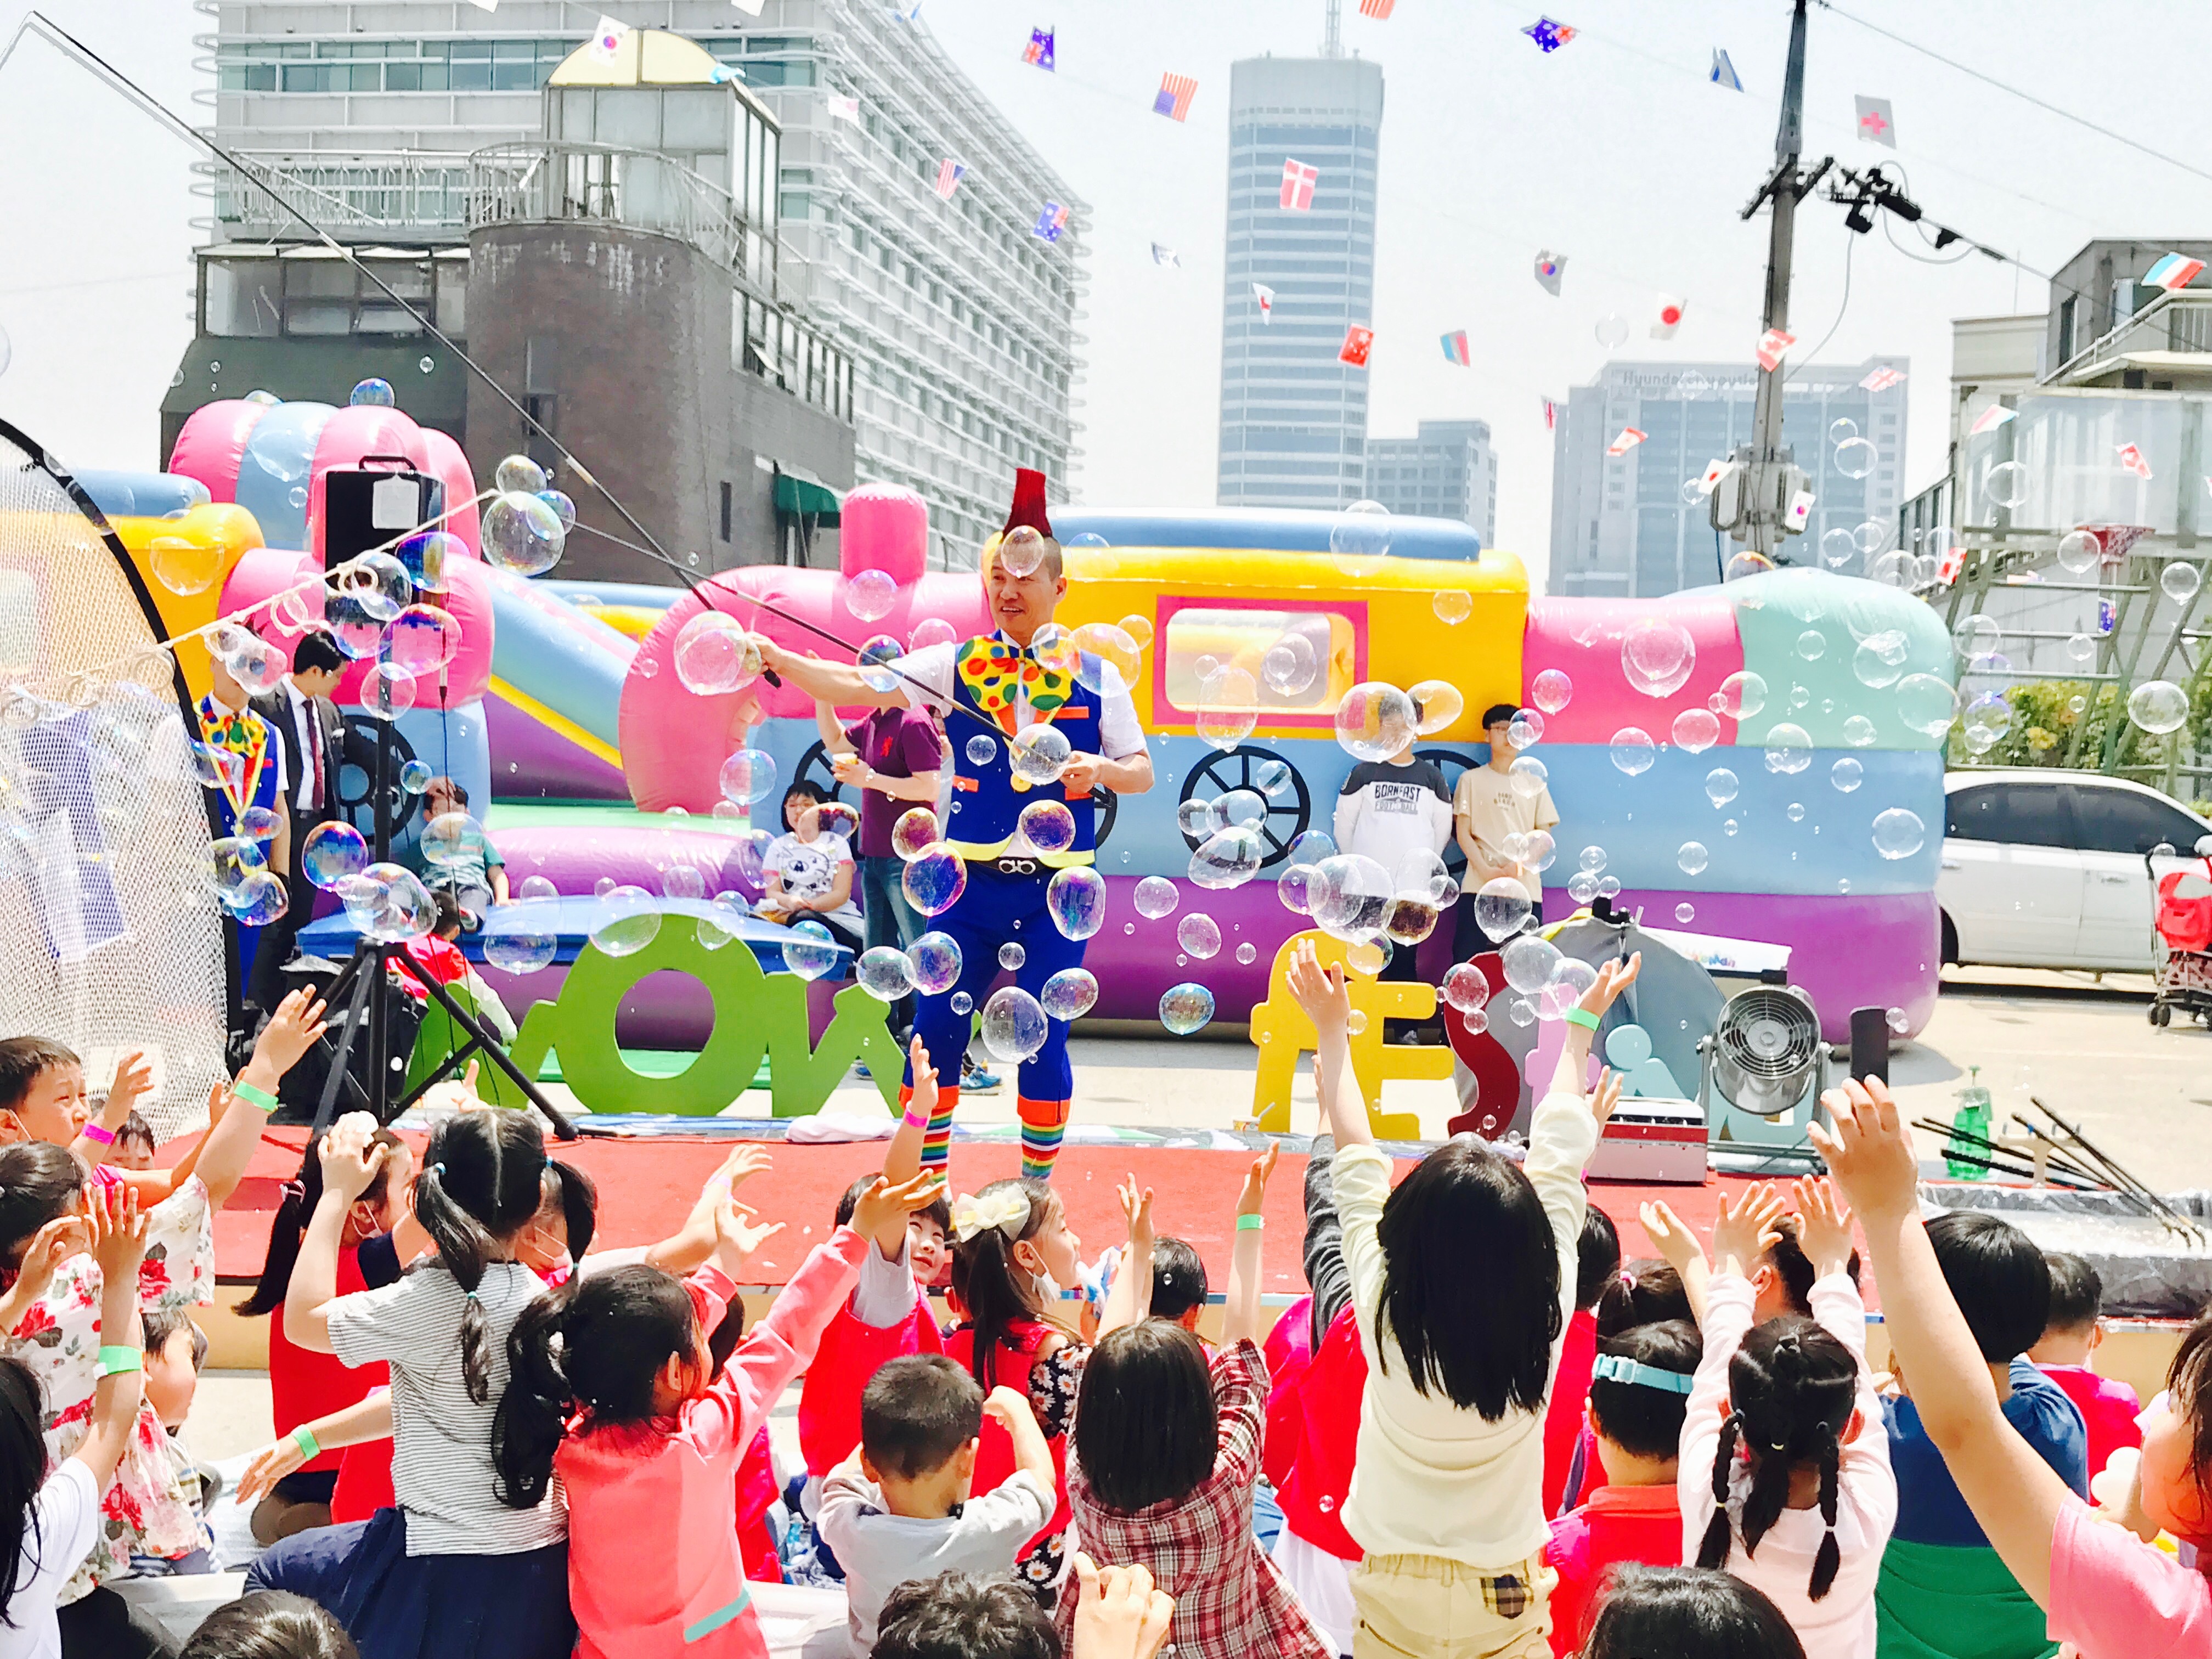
[1786, 231, 1854, 381]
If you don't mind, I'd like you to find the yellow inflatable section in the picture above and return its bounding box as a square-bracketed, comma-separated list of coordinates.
[105, 505, 264, 702]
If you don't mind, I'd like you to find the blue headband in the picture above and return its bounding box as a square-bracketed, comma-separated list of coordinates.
[1590, 1355, 1695, 1395]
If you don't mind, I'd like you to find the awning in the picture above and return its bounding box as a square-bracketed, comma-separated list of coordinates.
[774, 470, 842, 522]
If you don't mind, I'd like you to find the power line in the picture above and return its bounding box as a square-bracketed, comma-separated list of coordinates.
[1813, 0, 2212, 191]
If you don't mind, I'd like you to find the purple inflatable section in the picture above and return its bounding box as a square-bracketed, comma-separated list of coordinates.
[493, 825, 765, 901]
[484, 693, 630, 801]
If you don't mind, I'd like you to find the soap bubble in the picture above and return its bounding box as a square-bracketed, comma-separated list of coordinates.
[1311, 854, 1393, 941]
[225, 870, 290, 926]
[1532, 669, 1573, 714]
[718, 748, 777, 806]
[951, 990, 974, 1015]
[483, 906, 558, 974]
[1118, 615, 1155, 653]
[999, 940, 1029, 972]
[1677, 840, 1711, 876]
[481, 491, 566, 575]
[349, 377, 396, 407]
[1262, 633, 1318, 696]
[903, 847, 968, 916]
[906, 932, 963, 995]
[301, 822, 368, 889]
[1409, 679, 1464, 735]
[1713, 670, 1767, 721]
[1595, 313, 1630, 349]
[1277, 864, 1321, 915]
[1329, 500, 1393, 575]
[245, 417, 316, 484]
[1442, 964, 1491, 1013]
[494, 455, 548, 494]
[1134, 876, 1180, 919]
[1672, 708, 1721, 753]
[1566, 872, 1600, 904]
[589, 885, 662, 956]
[1508, 756, 1549, 801]
[2057, 529, 2101, 574]
[674, 613, 761, 696]
[1985, 461, 2029, 509]
[1820, 527, 1859, 569]
[1070, 623, 1141, 696]
[1786, 802, 1805, 823]
[1046, 867, 1104, 940]
[1195, 667, 1261, 751]
[1674, 902, 1696, 924]
[776, 919, 839, 981]
[1609, 728, 1656, 776]
[907, 619, 956, 652]
[1249, 760, 1292, 800]
[1795, 629, 1827, 662]
[1833, 437, 1877, 479]
[1385, 891, 1440, 945]
[845, 568, 899, 621]
[1579, 846, 1607, 873]
[1508, 710, 1545, 750]
[1872, 807, 1927, 860]
[593, 877, 618, 900]
[1433, 590, 1474, 625]
[1953, 613, 2002, 661]
[1828, 417, 1858, 444]
[419, 812, 481, 868]
[1191, 826, 1265, 889]
[1334, 682, 1417, 763]
[1896, 674, 1960, 738]
[1177, 913, 1221, 958]
[1854, 519, 1891, 557]
[1018, 800, 1076, 854]
[852, 634, 904, 695]
[396, 531, 459, 595]
[2129, 679, 2190, 735]
[891, 808, 940, 861]
[1705, 767, 1740, 806]
[1853, 634, 1906, 690]
[1216, 788, 1266, 828]
[1725, 551, 1776, 584]
[344, 864, 436, 943]
[1501, 934, 1561, 994]
[1178, 798, 1222, 841]
[1008, 725, 1072, 785]
[964, 733, 997, 768]
[150, 535, 221, 596]
[382, 605, 462, 676]
[1843, 714, 1878, 747]
[660, 862, 705, 903]
[983, 987, 1049, 1062]
[1831, 757, 1864, 793]
[1962, 693, 2013, 754]
[1622, 618, 1696, 697]
[1871, 550, 1915, 589]
[1763, 723, 1813, 775]
[1475, 876, 1533, 941]
[2165, 563, 2203, 605]
[858, 947, 916, 1001]
[2066, 633, 2097, 664]
[1886, 1006, 1910, 1034]
[1041, 968, 1099, 1020]
[536, 490, 577, 533]
[994, 526, 1048, 579]
[1159, 982, 1218, 1036]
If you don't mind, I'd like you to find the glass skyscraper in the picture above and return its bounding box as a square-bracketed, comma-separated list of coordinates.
[1216, 54, 1384, 508]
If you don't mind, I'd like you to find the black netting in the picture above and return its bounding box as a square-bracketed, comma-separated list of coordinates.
[0, 424, 227, 1138]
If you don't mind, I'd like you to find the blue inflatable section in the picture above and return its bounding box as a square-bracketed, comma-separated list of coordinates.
[232, 401, 334, 552]
[486, 568, 633, 749]
[1053, 507, 1483, 561]
[540, 579, 684, 612]
[72, 471, 211, 520]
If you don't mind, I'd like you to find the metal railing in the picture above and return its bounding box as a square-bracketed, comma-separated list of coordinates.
[2047, 288, 2212, 386]
[466, 140, 776, 295]
[209, 150, 475, 236]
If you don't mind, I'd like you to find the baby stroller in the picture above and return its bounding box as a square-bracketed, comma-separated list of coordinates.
[2149, 863, 2212, 1027]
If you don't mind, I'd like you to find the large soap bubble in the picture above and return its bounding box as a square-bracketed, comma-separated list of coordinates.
[1177, 913, 1222, 958]
[1046, 865, 1105, 939]
[383, 605, 462, 676]
[420, 811, 483, 868]
[2057, 529, 2101, 574]
[1712, 671, 1767, 721]
[1508, 755, 1549, 800]
[1262, 633, 1318, 696]
[718, 748, 777, 806]
[1532, 669, 1573, 714]
[1311, 853, 1393, 941]
[1159, 983, 1217, 1036]
[344, 862, 436, 944]
[1872, 807, 1927, 860]
[1474, 876, 1533, 941]
[1018, 799, 1076, 854]
[1329, 500, 1393, 575]
[1008, 725, 1072, 786]
[1763, 724, 1813, 775]
[494, 454, 549, 494]
[1833, 437, 1877, 479]
[845, 568, 899, 622]
[1895, 674, 1960, 739]
[981, 987, 1049, 1063]
[1672, 708, 1720, 753]
[1070, 623, 1142, 696]
[1705, 768, 1739, 806]
[482, 907, 557, 975]
[1334, 682, 1416, 763]
[1195, 667, 1261, 751]
[893, 808, 939, 861]
[1432, 590, 1473, 625]
[857, 946, 916, 1002]
[350, 377, 396, 408]
[907, 931, 963, 995]
[674, 613, 761, 696]
[1190, 825, 1265, 889]
[903, 845, 968, 916]
[1442, 963, 1491, 1013]
[301, 821, 368, 890]
[1961, 693, 2013, 754]
[1622, 618, 1696, 697]
[1831, 757, 1864, 792]
[781, 919, 841, 981]
[1501, 934, 1561, 994]
[1041, 968, 1099, 1020]
[591, 885, 662, 956]
[150, 535, 221, 597]
[2129, 680, 2190, 735]
[1409, 679, 1464, 735]
[1678, 840, 1709, 876]
[1609, 728, 1655, 776]
[1134, 875, 1180, 919]
[481, 491, 566, 576]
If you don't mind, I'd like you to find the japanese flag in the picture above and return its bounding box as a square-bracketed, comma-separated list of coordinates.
[1651, 295, 1686, 340]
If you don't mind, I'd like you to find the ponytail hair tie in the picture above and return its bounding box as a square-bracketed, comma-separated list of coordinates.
[1619, 1268, 1635, 1289]
[431, 1163, 446, 1178]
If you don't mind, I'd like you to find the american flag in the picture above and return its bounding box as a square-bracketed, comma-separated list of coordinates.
[1032, 201, 1069, 242]
[1339, 325, 1374, 367]
[933, 159, 966, 199]
[1522, 16, 1576, 50]
[1860, 366, 1906, 392]
[1280, 158, 1318, 211]
[1607, 428, 1647, 456]
[1024, 26, 1054, 69]
[2098, 597, 2118, 635]
[1252, 282, 1274, 321]
[1359, 0, 1395, 15]
[1754, 327, 1795, 373]
[2118, 442, 2153, 480]
[1154, 72, 1198, 121]
[1441, 330, 1470, 366]
[1970, 404, 2016, 435]
[2146, 252, 2205, 291]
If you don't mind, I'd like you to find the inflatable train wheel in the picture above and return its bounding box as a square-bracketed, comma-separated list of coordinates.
[1180, 745, 1311, 869]
[1415, 746, 1481, 878]
[795, 736, 1120, 849]
[793, 741, 855, 812]
[335, 712, 420, 835]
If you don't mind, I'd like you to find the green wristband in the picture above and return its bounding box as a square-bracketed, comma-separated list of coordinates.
[95, 1346, 141, 1378]
[1564, 1008, 1601, 1032]
[291, 1425, 320, 1461]
[1235, 1214, 1265, 1232]
[230, 1080, 279, 1113]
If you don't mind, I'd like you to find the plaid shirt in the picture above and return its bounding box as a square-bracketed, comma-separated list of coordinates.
[1059, 1339, 1332, 1659]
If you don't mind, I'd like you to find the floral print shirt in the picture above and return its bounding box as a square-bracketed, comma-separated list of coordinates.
[4, 1174, 214, 1602]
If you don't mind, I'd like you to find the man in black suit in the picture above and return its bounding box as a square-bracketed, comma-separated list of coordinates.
[247, 627, 363, 1014]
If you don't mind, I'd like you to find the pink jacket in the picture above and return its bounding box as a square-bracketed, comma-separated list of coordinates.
[556, 1228, 867, 1659]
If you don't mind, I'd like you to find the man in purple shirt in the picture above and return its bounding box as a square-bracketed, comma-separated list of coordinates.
[816, 698, 943, 1040]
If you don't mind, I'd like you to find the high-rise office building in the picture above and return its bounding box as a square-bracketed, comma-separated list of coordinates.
[1216, 53, 1383, 509]
[197, 0, 1082, 570]
[1549, 356, 1908, 596]
[1365, 420, 1496, 546]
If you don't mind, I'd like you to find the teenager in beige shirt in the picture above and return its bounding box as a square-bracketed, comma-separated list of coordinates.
[1452, 703, 1561, 961]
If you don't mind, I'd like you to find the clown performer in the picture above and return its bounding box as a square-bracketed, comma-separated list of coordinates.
[757, 470, 1153, 1179]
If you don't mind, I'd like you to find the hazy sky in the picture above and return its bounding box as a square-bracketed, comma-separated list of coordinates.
[8, 1, 2212, 593]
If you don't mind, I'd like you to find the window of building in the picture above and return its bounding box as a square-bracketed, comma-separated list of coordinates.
[720, 481, 733, 543]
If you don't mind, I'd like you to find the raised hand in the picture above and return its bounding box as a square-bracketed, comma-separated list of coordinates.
[106, 1051, 154, 1117]
[1578, 952, 1642, 1023]
[1808, 1076, 1920, 1225]
[318, 1116, 388, 1205]
[1791, 1175, 1858, 1280]
[848, 1171, 947, 1242]
[1117, 1175, 1155, 1252]
[1071, 1555, 1176, 1659]
[1711, 1181, 1786, 1278]
[87, 1182, 148, 1283]
[1285, 940, 1350, 1036]
[1588, 1067, 1625, 1127]
[251, 988, 330, 1079]
[1639, 1199, 1708, 1278]
[709, 1196, 784, 1278]
[1235, 1143, 1278, 1218]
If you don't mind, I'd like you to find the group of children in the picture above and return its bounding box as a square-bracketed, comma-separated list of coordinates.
[0, 942, 2201, 1659]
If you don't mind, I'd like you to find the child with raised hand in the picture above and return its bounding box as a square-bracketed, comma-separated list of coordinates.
[0, 1182, 148, 1658]
[1057, 1144, 1330, 1659]
[1681, 1177, 1894, 1659]
[1284, 938, 1638, 1659]
[819, 1357, 1056, 1649]
[1813, 1077, 2212, 1655]
[247, 1108, 573, 1659]
[494, 1167, 944, 1659]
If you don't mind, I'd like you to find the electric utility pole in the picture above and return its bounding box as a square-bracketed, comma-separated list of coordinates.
[1713, 0, 1832, 558]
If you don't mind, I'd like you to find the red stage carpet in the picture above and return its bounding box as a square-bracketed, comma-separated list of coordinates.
[194, 1127, 1858, 1306]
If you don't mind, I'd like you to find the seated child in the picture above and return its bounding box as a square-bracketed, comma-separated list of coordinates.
[399, 891, 517, 1041]
[1148, 1237, 1209, 1336]
[1543, 1206, 1620, 1519]
[133, 1308, 217, 1575]
[1543, 1319, 1701, 1656]
[111, 1113, 157, 1173]
[818, 1355, 1056, 1650]
[874, 1572, 1063, 1659]
[2026, 1251, 2141, 1482]
[1875, 1213, 2088, 1659]
[1582, 1565, 1808, 1659]
[178, 1590, 359, 1659]
[1555, 1255, 1701, 1513]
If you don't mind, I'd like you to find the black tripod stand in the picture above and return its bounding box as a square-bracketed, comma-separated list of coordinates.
[303, 714, 577, 1141]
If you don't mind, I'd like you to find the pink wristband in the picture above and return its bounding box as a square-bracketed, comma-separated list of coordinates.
[901, 1105, 930, 1130]
[80, 1124, 115, 1147]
